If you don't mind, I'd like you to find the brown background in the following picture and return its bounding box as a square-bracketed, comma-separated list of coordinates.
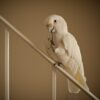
[0, 0, 100, 100]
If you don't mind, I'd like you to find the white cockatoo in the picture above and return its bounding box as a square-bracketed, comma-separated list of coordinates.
[45, 15, 89, 93]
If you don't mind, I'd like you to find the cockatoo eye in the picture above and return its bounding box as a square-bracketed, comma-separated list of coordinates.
[54, 19, 57, 23]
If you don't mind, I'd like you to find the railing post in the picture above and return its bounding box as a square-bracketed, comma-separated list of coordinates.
[5, 30, 10, 100]
[52, 67, 56, 100]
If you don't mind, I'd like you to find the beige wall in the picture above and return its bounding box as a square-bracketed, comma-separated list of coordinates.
[0, 0, 100, 100]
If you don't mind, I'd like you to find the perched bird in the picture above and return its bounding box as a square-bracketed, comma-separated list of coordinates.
[45, 14, 89, 93]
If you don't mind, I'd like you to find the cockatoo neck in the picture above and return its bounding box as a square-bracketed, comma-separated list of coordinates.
[55, 21, 68, 34]
[55, 27, 68, 35]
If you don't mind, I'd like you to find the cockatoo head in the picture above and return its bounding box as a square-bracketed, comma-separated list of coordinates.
[45, 15, 68, 34]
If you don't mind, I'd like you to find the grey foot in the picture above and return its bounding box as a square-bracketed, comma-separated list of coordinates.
[53, 62, 62, 66]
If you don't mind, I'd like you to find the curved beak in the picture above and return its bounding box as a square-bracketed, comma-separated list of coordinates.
[46, 23, 55, 33]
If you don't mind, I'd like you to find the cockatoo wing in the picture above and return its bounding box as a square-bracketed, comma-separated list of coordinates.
[62, 32, 89, 93]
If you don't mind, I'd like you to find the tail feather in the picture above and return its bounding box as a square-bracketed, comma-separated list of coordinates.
[67, 70, 89, 93]
[68, 79, 80, 93]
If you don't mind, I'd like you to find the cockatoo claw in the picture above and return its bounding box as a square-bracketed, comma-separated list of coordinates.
[53, 62, 62, 67]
